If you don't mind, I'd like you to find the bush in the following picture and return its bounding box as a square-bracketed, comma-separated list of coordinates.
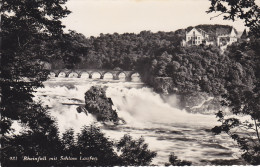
[116, 134, 157, 166]
[165, 153, 192, 166]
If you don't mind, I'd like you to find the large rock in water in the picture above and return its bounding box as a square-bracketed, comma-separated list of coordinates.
[84, 86, 123, 124]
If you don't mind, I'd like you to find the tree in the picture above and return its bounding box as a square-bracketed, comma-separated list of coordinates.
[61, 128, 77, 155]
[241, 29, 248, 39]
[207, 0, 260, 36]
[212, 38, 260, 165]
[212, 84, 260, 164]
[153, 51, 172, 77]
[58, 31, 89, 69]
[63, 125, 158, 166]
[165, 153, 192, 166]
[116, 134, 157, 166]
[76, 125, 120, 166]
[1, 104, 62, 167]
[85, 51, 103, 69]
[0, 0, 71, 165]
[1, 0, 71, 133]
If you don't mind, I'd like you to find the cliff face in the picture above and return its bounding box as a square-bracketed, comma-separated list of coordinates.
[152, 77, 175, 94]
[152, 77, 223, 114]
[181, 92, 223, 114]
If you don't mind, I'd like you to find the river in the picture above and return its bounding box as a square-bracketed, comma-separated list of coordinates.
[32, 73, 240, 165]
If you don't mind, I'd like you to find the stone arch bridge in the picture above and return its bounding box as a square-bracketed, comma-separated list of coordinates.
[50, 69, 140, 81]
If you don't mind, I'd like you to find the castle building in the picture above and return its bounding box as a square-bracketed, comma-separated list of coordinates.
[181, 28, 209, 46]
[181, 27, 238, 47]
[216, 27, 237, 46]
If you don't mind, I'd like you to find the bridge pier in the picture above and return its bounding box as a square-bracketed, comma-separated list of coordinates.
[65, 73, 70, 78]
[125, 76, 132, 82]
[51, 70, 60, 77]
[113, 73, 119, 80]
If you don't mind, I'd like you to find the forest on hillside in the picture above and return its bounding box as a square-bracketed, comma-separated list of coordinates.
[44, 24, 257, 98]
[47, 24, 236, 71]
[1, 0, 260, 166]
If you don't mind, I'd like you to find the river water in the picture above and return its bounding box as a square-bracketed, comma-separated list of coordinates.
[32, 74, 240, 165]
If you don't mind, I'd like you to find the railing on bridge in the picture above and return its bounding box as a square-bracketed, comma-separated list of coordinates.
[49, 69, 140, 81]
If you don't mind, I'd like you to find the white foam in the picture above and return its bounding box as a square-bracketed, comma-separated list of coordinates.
[30, 78, 240, 165]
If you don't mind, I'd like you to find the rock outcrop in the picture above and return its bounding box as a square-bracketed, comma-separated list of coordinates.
[84, 86, 125, 125]
[181, 92, 223, 114]
[151, 77, 224, 114]
[152, 77, 175, 94]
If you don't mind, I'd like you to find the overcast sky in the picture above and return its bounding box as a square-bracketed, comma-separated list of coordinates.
[62, 0, 247, 37]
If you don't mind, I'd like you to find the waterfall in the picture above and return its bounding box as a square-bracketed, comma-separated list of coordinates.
[26, 77, 239, 165]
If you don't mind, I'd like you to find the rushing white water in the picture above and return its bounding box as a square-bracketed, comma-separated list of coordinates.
[31, 76, 240, 165]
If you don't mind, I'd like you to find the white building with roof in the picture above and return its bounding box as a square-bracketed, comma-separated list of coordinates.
[181, 27, 238, 47]
[216, 28, 237, 46]
[181, 28, 209, 46]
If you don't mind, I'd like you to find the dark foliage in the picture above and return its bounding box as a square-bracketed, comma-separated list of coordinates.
[50, 31, 90, 69]
[75, 125, 120, 166]
[2, 123, 157, 166]
[165, 153, 192, 166]
[49, 24, 238, 73]
[138, 45, 229, 96]
[1, 104, 62, 167]
[1, 0, 70, 134]
[207, 0, 259, 37]
[116, 134, 157, 166]
[0, 0, 70, 165]
[212, 38, 260, 165]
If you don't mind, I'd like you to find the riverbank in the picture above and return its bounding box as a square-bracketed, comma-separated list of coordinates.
[145, 76, 224, 115]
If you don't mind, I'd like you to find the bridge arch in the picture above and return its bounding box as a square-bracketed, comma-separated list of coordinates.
[57, 71, 66, 78]
[130, 72, 141, 82]
[68, 72, 79, 78]
[79, 71, 90, 78]
[89, 71, 102, 79]
[103, 72, 114, 80]
[51, 69, 138, 81]
[48, 72, 56, 78]
[117, 71, 127, 81]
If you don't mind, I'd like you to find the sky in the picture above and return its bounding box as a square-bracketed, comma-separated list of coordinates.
[62, 0, 247, 37]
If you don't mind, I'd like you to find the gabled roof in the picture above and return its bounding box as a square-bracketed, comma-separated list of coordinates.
[216, 27, 237, 36]
[187, 28, 201, 35]
[186, 27, 208, 37]
[240, 29, 248, 39]
[197, 28, 207, 34]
